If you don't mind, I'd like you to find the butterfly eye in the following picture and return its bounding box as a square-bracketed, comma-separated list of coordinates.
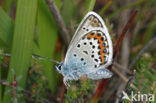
[58, 65, 61, 70]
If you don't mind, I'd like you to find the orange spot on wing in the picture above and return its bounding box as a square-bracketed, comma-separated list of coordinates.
[100, 56, 104, 63]
[100, 48, 107, 64]
[100, 41, 106, 49]
[86, 32, 108, 65]
[87, 34, 93, 38]
[100, 50, 107, 56]
[94, 34, 106, 49]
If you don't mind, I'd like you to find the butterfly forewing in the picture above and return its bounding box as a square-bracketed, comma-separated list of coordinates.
[67, 12, 104, 51]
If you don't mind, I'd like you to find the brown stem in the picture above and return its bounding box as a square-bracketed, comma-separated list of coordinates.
[113, 10, 138, 59]
[46, 0, 70, 46]
[60, 84, 66, 103]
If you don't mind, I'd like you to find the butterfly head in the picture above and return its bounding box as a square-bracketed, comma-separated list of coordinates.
[55, 62, 64, 74]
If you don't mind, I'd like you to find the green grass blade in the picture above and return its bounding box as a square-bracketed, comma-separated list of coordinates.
[99, 1, 112, 15]
[88, 0, 96, 11]
[152, 82, 156, 103]
[0, 8, 13, 48]
[0, 64, 1, 103]
[2, 0, 12, 12]
[107, 0, 145, 18]
[143, 14, 156, 44]
[61, 0, 75, 25]
[3, 0, 37, 102]
[33, 0, 59, 92]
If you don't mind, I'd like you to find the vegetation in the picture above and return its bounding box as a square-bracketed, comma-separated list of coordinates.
[0, 0, 156, 103]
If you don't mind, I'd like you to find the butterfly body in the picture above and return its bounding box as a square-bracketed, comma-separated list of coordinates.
[55, 12, 113, 86]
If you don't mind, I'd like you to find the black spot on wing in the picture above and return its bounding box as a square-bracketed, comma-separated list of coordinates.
[92, 45, 95, 49]
[94, 59, 98, 62]
[81, 58, 84, 61]
[74, 54, 77, 56]
[91, 55, 94, 58]
[83, 51, 88, 55]
[77, 44, 80, 48]
[90, 42, 93, 45]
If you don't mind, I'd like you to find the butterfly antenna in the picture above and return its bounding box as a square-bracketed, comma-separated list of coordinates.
[0, 52, 60, 64]
[0, 52, 11, 57]
[32, 54, 60, 64]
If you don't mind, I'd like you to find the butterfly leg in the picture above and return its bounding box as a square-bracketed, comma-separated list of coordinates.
[63, 73, 78, 87]
[63, 77, 70, 87]
[87, 68, 113, 80]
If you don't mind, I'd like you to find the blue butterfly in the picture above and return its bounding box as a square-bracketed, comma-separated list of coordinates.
[55, 12, 113, 86]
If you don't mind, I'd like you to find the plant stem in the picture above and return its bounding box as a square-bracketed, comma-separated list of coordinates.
[46, 0, 70, 46]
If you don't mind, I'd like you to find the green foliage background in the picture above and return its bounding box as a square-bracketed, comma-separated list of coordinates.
[0, 0, 156, 103]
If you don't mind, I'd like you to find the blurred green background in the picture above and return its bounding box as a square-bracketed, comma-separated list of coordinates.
[0, 0, 156, 103]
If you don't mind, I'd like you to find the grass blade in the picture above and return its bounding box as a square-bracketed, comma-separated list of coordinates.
[0, 65, 1, 103]
[152, 82, 156, 103]
[108, 0, 145, 18]
[88, 0, 96, 11]
[99, 1, 112, 15]
[2, 0, 12, 12]
[3, 0, 37, 102]
[34, 0, 59, 92]
[0, 8, 13, 48]
[61, 0, 75, 25]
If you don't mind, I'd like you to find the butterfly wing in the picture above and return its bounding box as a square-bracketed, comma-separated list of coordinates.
[64, 12, 113, 74]
[68, 12, 109, 50]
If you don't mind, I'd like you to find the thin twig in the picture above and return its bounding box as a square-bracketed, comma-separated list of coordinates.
[112, 66, 128, 83]
[46, 0, 70, 46]
[113, 62, 131, 74]
[128, 35, 156, 70]
[60, 84, 66, 103]
[0, 53, 11, 57]
[118, 70, 136, 103]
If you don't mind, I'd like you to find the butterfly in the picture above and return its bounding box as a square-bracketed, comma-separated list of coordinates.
[55, 11, 113, 87]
